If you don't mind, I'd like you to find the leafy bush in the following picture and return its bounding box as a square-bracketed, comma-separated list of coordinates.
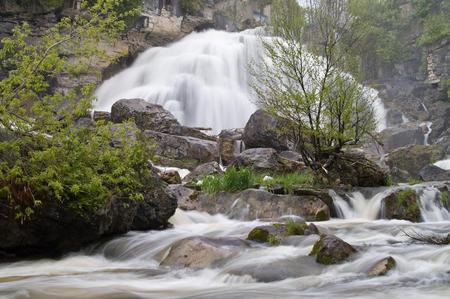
[201, 167, 253, 194]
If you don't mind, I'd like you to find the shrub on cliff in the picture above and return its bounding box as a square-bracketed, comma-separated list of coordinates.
[0, 0, 150, 220]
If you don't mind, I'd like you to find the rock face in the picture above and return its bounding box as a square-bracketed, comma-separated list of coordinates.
[183, 161, 223, 185]
[380, 124, 425, 152]
[419, 165, 450, 182]
[167, 184, 200, 210]
[195, 189, 330, 221]
[327, 152, 388, 187]
[368, 256, 396, 276]
[231, 148, 306, 173]
[111, 99, 210, 139]
[144, 130, 218, 167]
[383, 188, 421, 222]
[386, 145, 446, 180]
[0, 174, 177, 260]
[160, 236, 248, 268]
[242, 110, 289, 151]
[309, 235, 357, 265]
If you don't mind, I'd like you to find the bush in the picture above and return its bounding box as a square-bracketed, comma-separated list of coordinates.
[201, 167, 253, 194]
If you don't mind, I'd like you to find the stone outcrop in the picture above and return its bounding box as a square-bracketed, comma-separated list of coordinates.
[159, 170, 182, 184]
[182, 161, 223, 185]
[231, 148, 306, 173]
[193, 189, 330, 221]
[382, 188, 421, 222]
[380, 123, 425, 152]
[242, 109, 289, 151]
[167, 184, 200, 210]
[309, 235, 357, 265]
[159, 236, 248, 268]
[386, 144, 446, 180]
[218, 128, 244, 165]
[0, 172, 177, 260]
[247, 221, 318, 245]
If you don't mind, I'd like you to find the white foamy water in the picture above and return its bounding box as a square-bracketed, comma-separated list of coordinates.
[434, 158, 450, 170]
[95, 30, 259, 133]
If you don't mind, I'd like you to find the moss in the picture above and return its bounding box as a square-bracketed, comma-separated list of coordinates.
[267, 235, 280, 246]
[286, 220, 306, 236]
[397, 188, 416, 205]
[315, 209, 329, 221]
[309, 238, 322, 256]
[316, 254, 334, 265]
[247, 227, 269, 243]
[440, 191, 449, 206]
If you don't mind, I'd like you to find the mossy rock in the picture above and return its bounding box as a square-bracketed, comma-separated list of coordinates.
[309, 235, 357, 265]
[383, 188, 421, 222]
[247, 220, 311, 245]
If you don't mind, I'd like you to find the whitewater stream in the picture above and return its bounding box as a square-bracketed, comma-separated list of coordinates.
[1, 184, 449, 299]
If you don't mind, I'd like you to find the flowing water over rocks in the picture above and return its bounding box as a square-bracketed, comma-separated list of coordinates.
[1, 183, 449, 299]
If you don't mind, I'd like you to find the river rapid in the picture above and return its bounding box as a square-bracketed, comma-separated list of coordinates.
[1, 187, 449, 299]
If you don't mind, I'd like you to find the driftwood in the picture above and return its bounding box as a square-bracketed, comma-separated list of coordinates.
[402, 229, 450, 245]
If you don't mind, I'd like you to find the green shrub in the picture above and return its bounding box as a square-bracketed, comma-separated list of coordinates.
[260, 171, 316, 194]
[286, 220, 306, 235]
[201, 167, 253, 194]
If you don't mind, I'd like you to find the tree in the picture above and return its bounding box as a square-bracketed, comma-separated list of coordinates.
[251, 0, 376, 173]
[0, 0, 152, 220]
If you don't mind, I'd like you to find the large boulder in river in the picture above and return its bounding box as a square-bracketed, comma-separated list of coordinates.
[242, 109, 289, 151]
[195, 189, 330, 221]
[0, 173, 177, 260]
[382, 188, 421, 222]
[231, 148, 306, 172]
[111, 98, 211, 139]
[367, 256, 396, 276]
[419, 165, 450, 182]
[386, 144, 446, 180]
[309, 235, 357, 265]
[160, 236, 248, 268]
[247, 221, 318, 245]
[144, 130, 218, 167]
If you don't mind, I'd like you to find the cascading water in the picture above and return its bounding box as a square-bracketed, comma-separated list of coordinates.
[95, 30, 260, 133]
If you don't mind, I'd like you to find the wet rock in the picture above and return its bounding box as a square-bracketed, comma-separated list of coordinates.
[231, 148, 306, 173]
[242, 109, 289, 151]
[183, 162, 223, 185]
[111, 99, 210, 139]
[0, 172, 177, 260]
[167, 184, 200, 210]
[160, 236, 248, 268]
[309, 235, 357, 265]
[195, 189, 330, 221]
[247, 220, 312, 245]
[159, 170, 182, 185]
[367, 256, 396, 276]
[218, 128, 244, 166]
[293, 188, 337, 217]
[380, 123, 424, 152]
[326, 152, 388, 187]
[419, 165, 450, 181]
[279, 151, 303, 162]
[386, 144, 446, 180]
[383, 188, 421, 222]
[144, 130, 218, 165]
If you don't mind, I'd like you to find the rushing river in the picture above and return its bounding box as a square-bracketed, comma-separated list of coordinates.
[1, 186, 449, 299]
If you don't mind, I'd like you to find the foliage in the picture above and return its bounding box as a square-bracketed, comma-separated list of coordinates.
[440, 191, 449, 206]
[286, 220, 306, 236]
[417, 13, 450, 46]
[397, 188, 416, 205]
[267, 234, 280, 246]
[201, 167, 253, 194]
[0, 0, 147, 220]
[251, 0, 376, 173]
[180, 0, 205, 15]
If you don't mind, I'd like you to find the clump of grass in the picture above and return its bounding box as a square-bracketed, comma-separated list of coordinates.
[286, 219, 307, 236]
[260, 171, 316, 194]
[407, 178, 423, 185]
[397, 188, 416, 205]
[201, 167, 253, 194]
[267, 235, 280, 246]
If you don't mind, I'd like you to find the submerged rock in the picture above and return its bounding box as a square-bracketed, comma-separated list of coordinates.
[242, 109, 289, 151]
[160, 236, 248, 268]
[309, 235, 357, 265]
[367, 256, 396, 276]
[383, 188, 421, 222]
[195, 189, 330, 221]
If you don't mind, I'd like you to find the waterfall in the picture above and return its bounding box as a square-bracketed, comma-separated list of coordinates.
[332, 185, 450, 222]
[94, 30, 260, 134]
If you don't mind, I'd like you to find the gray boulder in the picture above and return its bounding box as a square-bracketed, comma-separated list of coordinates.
[218, 128, 244, 166]
[419, 165, 450, 181]
[183, 161, 223, 185]
[144, 130, 218, 165]
[231, 148, 306, 173]
[195, 189, 330, 221]
[309, 235, 357, 265]
[242, 109, 289, 151]
[160, 236, 248, 268]
[111, 98, 211, 139]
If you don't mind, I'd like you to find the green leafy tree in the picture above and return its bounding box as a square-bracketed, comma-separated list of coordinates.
[0, 0, 151, 220]
[251, 0, 376, 173]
